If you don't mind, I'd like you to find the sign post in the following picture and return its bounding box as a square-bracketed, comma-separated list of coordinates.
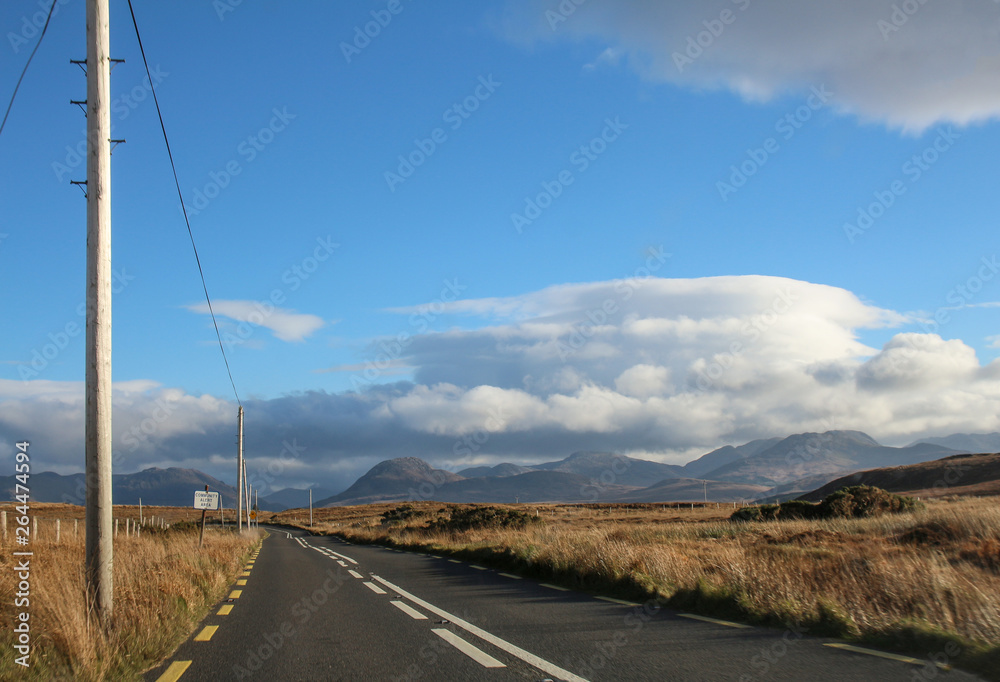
[194, 487, 220, 549]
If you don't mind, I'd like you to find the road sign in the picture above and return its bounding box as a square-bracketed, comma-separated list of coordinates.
[250, 510, 257, 520]
[194, 491, 220, 510]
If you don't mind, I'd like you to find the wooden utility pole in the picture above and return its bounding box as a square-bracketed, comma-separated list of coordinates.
[243, 458, 251, 528]
[237, 406, 244, 531]
[84, 0, 113, 621]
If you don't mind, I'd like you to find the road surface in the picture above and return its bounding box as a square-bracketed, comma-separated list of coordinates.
[145, 525, 981, 681]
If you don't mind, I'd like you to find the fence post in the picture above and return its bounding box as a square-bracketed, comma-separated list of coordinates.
[56, 519, 61, 544]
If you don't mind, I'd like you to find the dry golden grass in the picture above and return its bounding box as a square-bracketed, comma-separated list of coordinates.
[0, 507, 260, 681]
[276, 497, 1000, 679]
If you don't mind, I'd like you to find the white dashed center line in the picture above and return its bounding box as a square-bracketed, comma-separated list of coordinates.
[374, 575, 588, 682]
[432, 629, 505, 668]
[390, 600, 427, 620]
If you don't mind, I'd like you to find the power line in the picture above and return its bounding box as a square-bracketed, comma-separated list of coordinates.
[125, 0, 242, 406]
[0, 0, 58, 140]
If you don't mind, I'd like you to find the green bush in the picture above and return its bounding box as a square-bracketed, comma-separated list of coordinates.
[730, 486, 921, 522]
[777, 499, 824, 520]
[819, 485, 921, 518]
[427, 505, 541, 532]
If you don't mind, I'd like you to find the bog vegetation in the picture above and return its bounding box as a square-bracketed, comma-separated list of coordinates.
[0, 509, 260, 681]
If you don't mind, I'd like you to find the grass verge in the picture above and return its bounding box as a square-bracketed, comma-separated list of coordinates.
[0, 520, 261, 681]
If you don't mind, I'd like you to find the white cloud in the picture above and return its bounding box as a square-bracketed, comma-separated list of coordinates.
[503, 0, 1000, 131]
[6, 275, 1000, 491]
[187, 300, 325, 342]
[615, 364, 672, 399]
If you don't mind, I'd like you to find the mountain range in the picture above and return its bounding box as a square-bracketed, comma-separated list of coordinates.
[4, 430, 991, 507]
[316, 430, 971, 506]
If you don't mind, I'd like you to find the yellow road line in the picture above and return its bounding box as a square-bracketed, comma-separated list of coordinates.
[824, 643, 950, 669]
[678, 613, 751, 629]
[229, 590, 242, 599]
[217, 605, 233, 616]
[240, 571, 251, 577]
[236, 579, 247, 586]
[193, 625, 219, 642]
[154, 660, 191, 682]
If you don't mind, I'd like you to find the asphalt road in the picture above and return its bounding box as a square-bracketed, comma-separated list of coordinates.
[144, 526, 983, 681]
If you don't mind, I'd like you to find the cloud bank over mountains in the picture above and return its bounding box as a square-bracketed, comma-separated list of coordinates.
[503, 0, 1000, 132]
[3, 275, 998, 493]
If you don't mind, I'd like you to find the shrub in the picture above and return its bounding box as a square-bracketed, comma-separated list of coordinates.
[381, 504, 422, 525]
[427, 505, 541, 532]
[730, 486, 921, 522]
[777, 499, 823, 520]
[819, 485, 921, 518]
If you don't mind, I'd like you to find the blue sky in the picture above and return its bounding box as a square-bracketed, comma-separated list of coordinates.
[2, 1, 999, 493]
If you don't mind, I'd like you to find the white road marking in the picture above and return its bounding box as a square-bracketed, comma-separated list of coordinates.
[595, 596, 640, 607]
[470, 565, 488, 571]
[432, 629, 505, 668]
[824, 643, 949, 669]
[363, 581, 387, 594]
[349, 570, 364, 579]
[324, 548, 359, 565]
[498, 573, 522, 580]
[337, 560, 348, 567]
[374, 576, 589, 682]
[541, 583, 569, 591]
[390, 600, 427, 620]
[678, 613, 751, 629]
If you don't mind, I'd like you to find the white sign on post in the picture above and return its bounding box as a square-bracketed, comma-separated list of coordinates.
[194, 491, 220, 510]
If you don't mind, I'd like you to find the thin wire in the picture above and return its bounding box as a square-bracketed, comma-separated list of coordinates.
[125, 0, 242, 406]
[0, 0, 57, 139]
